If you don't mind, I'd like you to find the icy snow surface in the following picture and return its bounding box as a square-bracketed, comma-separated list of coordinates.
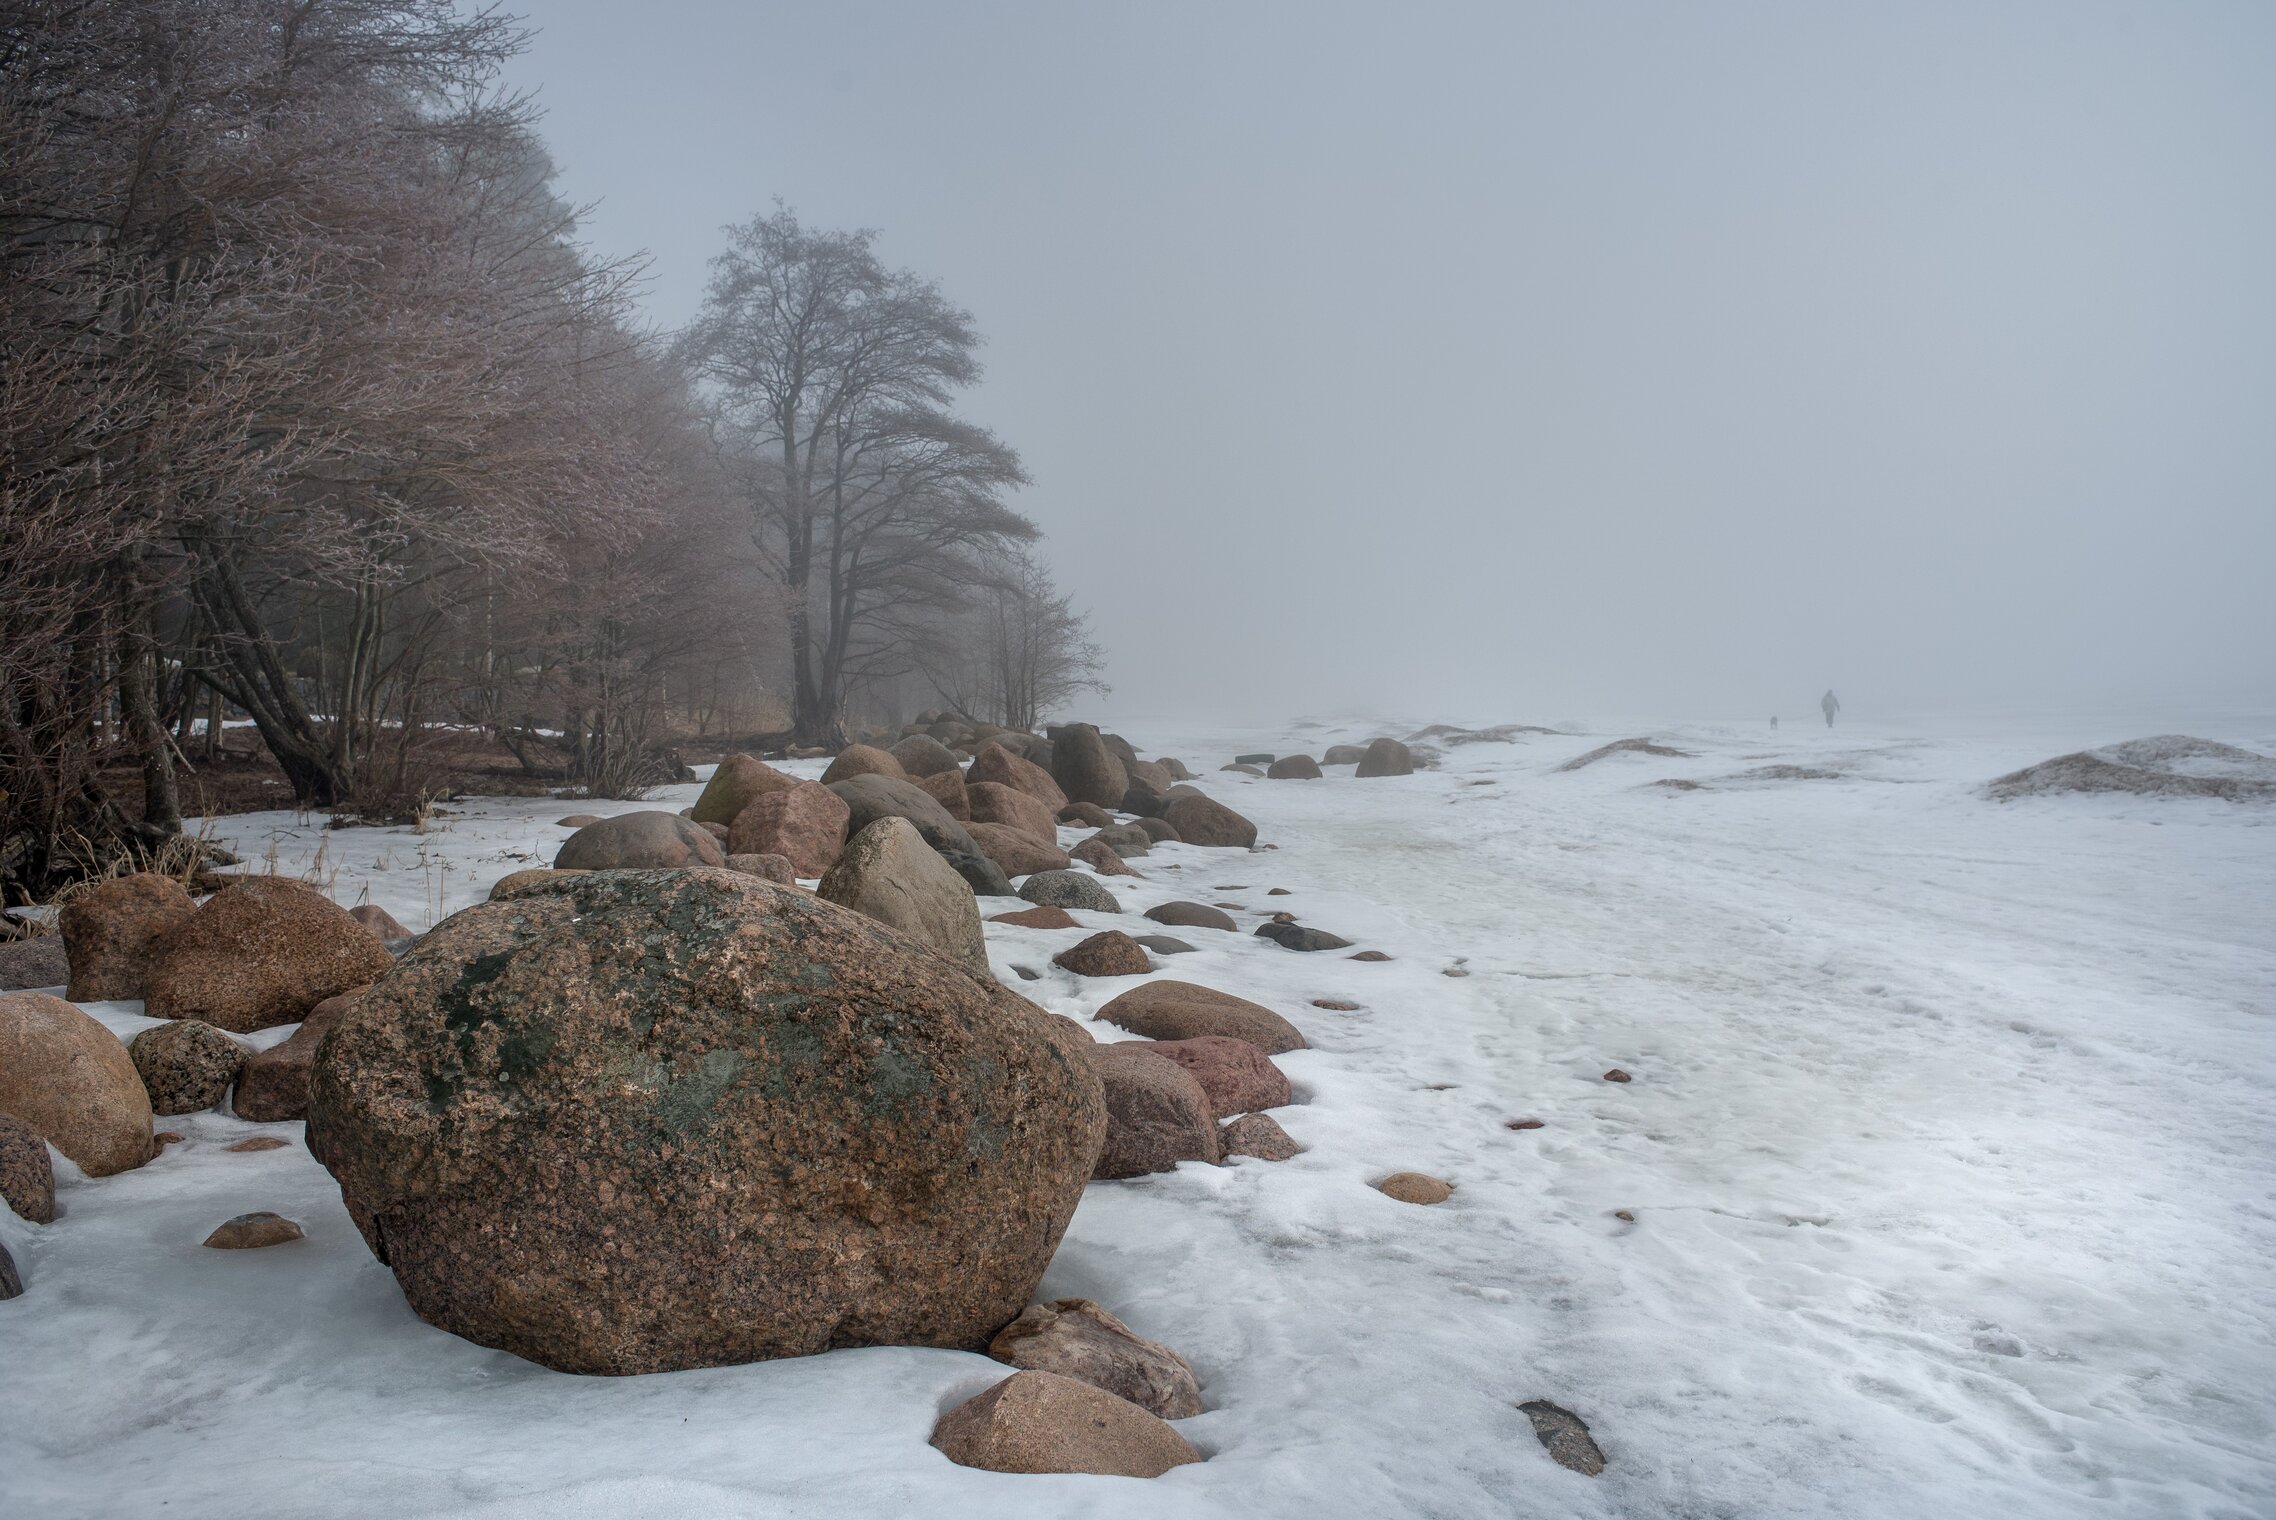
[4, 714, 2272, 1519]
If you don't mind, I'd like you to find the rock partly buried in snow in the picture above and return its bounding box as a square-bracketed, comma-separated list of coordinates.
[556, 814, 605, 828]
[128, 1020, 249, 1115]
[0, 1240, 21, 1298]
[1086, 1045, 1220, 1178]
[930, 1369, 1201, 1477]
[203, 1211, 304, 1249]
[60, 872, 196, 1001]
[989, 1298, 1204, 1419]
[1051, 931, 1152, 978]
[988, 904, 1081, 929]
[819, 743, 905, 785]
[1221, 763, 1263, 776]
[1555, 737, 1693, 772]
[1519, 1399, 1608, 1475]
[1375, 1171, 1453, 1204]
[0, 1111, 57, 1223]
[1354, 737, 1415, 777]
[1234, 752, 1275, 766]
[1088, 823, 1153, 859]
[1219, 1112, 1302, 1161]
[1146, 901, 1237, 933]
[347, 904, 411, 940]
[1095, 980, 1307, 1054]
[1254, 921, 1353, 952]
[965, 822, 1071, 879]
[966, 781, 1059, 846]
[1133, 816, 1182, 844]
[306, 867, 1105, 1375]
[231, 993, 362, 1123]
[1123, 1036, 1289, 1119]
[724, 852, 797, 883]
[726, 780, 850, 878]
[1070, 837, 1141, 878]
[1132, 935, 1195, 956]
[1056, 801, 1113, 830]
[689, 753, 797, 825]
[1266, 754, 1322, 780]
[1986, 735, 2276, 802]
[0, 935, 69, 992]
[1321, 743, 1367, 766]
[1020, 870, 1121, 914]
[1050, 723, 1127, 810]
[0, 991, 152, 1176]
[143, 879, 396, 1033]
[555, 811, 727, 871]
[827, 774, 981, 858]
[1160, 793, 1257, 849]
[888, 734, 962, 779]
[819, 818, 990, 975]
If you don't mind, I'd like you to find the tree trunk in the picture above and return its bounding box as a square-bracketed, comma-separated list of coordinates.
[116, 562, 181, 835]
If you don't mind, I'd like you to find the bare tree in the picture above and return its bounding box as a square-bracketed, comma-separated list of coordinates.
[920, 548, 1108, 730]
[683, 207, 1037, 745]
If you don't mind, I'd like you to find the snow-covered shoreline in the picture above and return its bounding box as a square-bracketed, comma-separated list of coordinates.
[5, 714, 2272, 1519]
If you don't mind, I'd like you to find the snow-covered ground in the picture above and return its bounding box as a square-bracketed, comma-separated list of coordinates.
[4, 714, 2272, 1520]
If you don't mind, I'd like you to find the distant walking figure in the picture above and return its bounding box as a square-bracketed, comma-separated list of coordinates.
[1821, 689, 1841, 728]
[1771, 715, 1779, 730]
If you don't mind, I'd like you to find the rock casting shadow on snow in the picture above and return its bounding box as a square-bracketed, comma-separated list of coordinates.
[1557, 737, 1695, 772]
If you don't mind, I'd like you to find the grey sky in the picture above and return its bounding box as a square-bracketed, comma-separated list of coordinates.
[500, 1, 2276, 721]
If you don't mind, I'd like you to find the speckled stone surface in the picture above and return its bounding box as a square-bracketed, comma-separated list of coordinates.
[931, 1370, 1200, 1477]
[0, 1112, 57, 1222]
[989, 1298, 1203, 1419]
[128, 1020, 248, 1114]
[1120, 1036, 1289, 1120]
[1218, 1111, 1301, 1161]
[0, 990, 154, 1176]
[1085, 1045, 1219, 1179]
[1159, 794, 1257, 849]
[143, 879, 394, 1032]
[726, 781, 848, 877]
[60, 872, 194, 1001]
[306, 867, 1105, 1375]
[1051, 931, 1152, 978]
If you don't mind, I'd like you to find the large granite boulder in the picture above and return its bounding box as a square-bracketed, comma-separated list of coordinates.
[1266, 754, 1322, 780]
[555, 811, 726, 871]
[1086, 1044, 1220, 1177]
[966, 822, 1071, 879]
[143, 879, 394, 1033]
[128, 1020, 249, 1114]
[1094, 981, 1307, 1054]
[60, 872, 195, 1001]
[1323, 743, 1368, 766]
[305, 868, 1106, 1375]
[827, 775, 980, 858]
[819, 743, 905, 785]
[689, 754, 797, 825]
[1355, 737, 1416, 777]
[967, 743, 1068, 814]
[0, 990, 153, 1175]
[966, 782, 1058, 847]
[726, 781, 849, 878]
[1049, 723, 1126, 810]
[819, 818, 989, 975]
[887, 734, 961, 779]
[1160, 793, 1257, 849]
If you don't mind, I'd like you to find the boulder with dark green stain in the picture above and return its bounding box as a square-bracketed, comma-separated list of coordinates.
[305, 867, 1104, 1375]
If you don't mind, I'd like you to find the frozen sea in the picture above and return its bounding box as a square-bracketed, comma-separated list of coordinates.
[3, 712, 2271, 1519]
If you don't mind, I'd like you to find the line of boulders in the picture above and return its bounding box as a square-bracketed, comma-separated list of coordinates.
[0, 719, 1517, 1481]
